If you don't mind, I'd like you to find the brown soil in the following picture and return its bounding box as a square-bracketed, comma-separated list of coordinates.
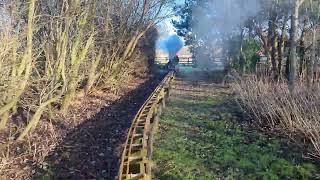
[0, 74, 164, 180]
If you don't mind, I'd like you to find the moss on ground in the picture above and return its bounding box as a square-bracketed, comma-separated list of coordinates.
[153, 83, 320, 180]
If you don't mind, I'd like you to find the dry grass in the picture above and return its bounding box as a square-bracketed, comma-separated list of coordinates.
[231, 77, 320, 159]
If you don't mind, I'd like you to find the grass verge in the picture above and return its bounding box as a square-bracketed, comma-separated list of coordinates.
[153, 82, 320, 179]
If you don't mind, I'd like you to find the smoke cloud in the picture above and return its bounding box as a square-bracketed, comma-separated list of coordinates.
[158, 34, 184, 59]
[192, 0, 262, 40]
[164, 34, 184, 59]
[189, 0, 263, 70]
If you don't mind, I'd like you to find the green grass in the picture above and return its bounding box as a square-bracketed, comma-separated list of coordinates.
[153, 88, 320, 180]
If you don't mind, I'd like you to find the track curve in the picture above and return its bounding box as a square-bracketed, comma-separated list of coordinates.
[118, 71, 175, 180]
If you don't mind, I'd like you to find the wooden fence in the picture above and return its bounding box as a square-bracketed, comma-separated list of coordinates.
[155, 57, 194, 66]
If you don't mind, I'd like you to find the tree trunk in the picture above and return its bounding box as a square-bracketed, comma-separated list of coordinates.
[61, 33, 94, 113]
[239, 28, 246, 76]
[308, 26, 317, 86]
[277, 15, 288, 79]
[17, 96, 60, 140]
[85, 49, 103, 94]
[299, 16, 308, 78]
[288, 0, 304, 92]
[268, 10, 278, 79]
[313, 57, 318, 82]
[270, 32, 278, 79]
[0, 0, 36, 129]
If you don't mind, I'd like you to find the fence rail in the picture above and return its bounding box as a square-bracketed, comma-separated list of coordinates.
[118, 71, 175, 180]
[155, 57, 194, 66]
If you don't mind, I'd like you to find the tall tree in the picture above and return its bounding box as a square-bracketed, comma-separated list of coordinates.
[307, 0, 320, 86]
[289, 0, 305, 92]
[277, 14, 289, 78]
[239, 28, 246, 76]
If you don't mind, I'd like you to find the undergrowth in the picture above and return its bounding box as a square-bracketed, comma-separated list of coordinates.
[231, 78, 320, 158]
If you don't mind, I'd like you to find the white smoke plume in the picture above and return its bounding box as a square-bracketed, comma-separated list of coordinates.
[190, 0, 263, 69]
[192, 0, 261, 41]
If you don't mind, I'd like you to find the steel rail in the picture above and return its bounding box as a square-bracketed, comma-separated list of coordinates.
[118, 71, 175, 180]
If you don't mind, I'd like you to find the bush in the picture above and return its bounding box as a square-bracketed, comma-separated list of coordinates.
[231, 78, 320, 159]
[0, 0, 171, 138]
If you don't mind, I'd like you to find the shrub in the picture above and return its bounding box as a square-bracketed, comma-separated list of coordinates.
[0, 0, 171, 138]
[231, 78, 320, 158]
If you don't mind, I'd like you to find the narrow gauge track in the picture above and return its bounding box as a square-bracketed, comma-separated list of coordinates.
[118, 71, 175, 180]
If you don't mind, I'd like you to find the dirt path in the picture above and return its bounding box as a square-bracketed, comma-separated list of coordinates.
[153, 70, 320, 179]
[31, 76, 164, 180]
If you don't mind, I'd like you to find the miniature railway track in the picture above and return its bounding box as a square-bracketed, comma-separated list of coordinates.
[118, 71, 175, 180]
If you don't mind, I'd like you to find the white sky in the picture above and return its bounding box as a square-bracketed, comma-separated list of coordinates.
[158, 0, 185, 35]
